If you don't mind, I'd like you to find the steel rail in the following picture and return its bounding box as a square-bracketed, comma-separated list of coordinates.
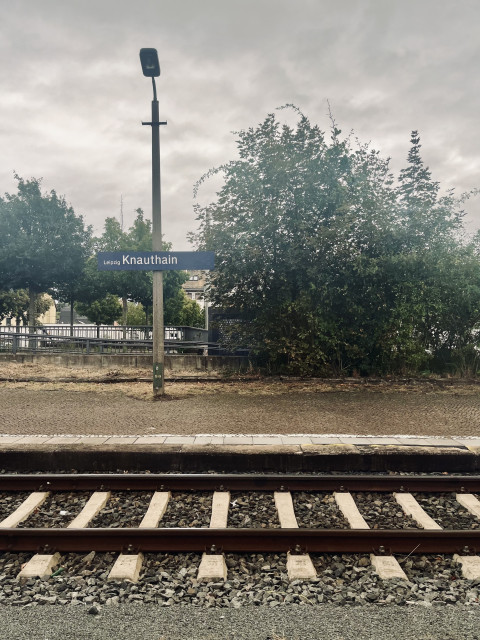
[0, 528, 479, 554]
[1, 474, 480, 493]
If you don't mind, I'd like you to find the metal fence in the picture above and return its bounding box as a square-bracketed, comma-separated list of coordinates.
[0, 325, 213, 355]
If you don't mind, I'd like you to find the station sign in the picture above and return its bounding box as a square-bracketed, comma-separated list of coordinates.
[97, 251, 215, 271]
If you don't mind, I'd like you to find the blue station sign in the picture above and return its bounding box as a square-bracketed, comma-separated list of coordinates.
[97, 251, 215, 271]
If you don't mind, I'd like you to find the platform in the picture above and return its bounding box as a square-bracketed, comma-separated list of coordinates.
[1, 433, 479, 473]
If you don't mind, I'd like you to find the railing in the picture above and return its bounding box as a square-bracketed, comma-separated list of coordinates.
[0, 326, 215, 356]
[0, 324, 207, 341]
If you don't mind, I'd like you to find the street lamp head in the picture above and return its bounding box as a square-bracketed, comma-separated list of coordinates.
[140, 48, 160, 77]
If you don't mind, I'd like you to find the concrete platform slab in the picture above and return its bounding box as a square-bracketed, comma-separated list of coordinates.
[309, 436, 342, 444]
[1, 433, 480, 473]
[163, 436, 196, 444]
[223, 436, 253, 445]
[252, 437, 286, 445]
[103, 437, 139, 445]
[76, 437, 111, 445]
[0, 436, 22, 444]
[13, 436, 51, 445]
[46, 436, 82, 445]
[133, 436, 167, 445]
[194, 436, 224, 445]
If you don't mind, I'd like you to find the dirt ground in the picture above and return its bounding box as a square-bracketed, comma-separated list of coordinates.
[0, 362, 479, 436]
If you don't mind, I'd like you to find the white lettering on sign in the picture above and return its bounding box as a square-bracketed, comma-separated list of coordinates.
[122, 254, 178, 265]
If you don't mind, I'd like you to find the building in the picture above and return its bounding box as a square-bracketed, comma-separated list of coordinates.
[0, 293, 56, 326]
[182, 271, 206, 307]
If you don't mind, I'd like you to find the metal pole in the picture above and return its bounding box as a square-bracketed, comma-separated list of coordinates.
[151, 78, 164, 395]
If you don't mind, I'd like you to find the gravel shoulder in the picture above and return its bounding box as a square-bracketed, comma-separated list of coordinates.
[0, 603, 480, 640]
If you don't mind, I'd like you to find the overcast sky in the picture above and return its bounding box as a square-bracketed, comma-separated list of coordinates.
[1, 0, 479, 249]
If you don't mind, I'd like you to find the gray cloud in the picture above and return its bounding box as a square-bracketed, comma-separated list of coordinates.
[1, 0, 479, 246]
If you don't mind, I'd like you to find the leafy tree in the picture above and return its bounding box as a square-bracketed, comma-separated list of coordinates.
[126, 302, 147, 326]
[164, 289, 204, 327]
[192, 108, 480, 375]
[75, 294, 122, 338]
[85, 210, 192, 327]
[0, 175, 91, 330]
[0, 289, 50, 326]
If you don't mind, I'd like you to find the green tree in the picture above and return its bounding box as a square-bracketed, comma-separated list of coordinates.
[192, 108, 480, 375]
[126, 301, 147, 326]
[0, 289, 50, 326]
[0, 176, 91, 330]
[86, 209, 193, 327]
[75, 294, 122, 338]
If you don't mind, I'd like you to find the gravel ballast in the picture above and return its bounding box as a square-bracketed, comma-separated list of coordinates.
[352, 492, 419, 529]
[1, 550, 480, 609]
[159, 492, 212, 528]
[88, 492, 153, 528]
[228, 493, 280, 528]
[292, 492, 349, 528]
[413, 493, 480, 529]
[0, 492, 31, 522]
[16, 492, 92, 528]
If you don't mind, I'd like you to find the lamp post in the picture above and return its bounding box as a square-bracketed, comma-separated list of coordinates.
[140, 48, 165, 396]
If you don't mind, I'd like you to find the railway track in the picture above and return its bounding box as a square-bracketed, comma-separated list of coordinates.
[1, 475, 480, 553]
[1, 473, 480, 608]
